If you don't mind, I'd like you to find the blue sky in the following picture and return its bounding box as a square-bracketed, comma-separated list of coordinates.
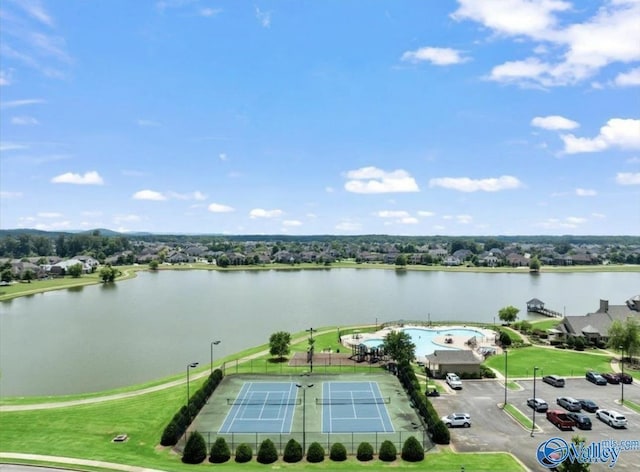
[1, 0, 639, 236]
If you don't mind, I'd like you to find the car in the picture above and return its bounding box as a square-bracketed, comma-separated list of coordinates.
[596, 409, 627, 428]
[578, 399, 599, 413]
[602, 372, 620, 384]
[586, 371, 607, 385]
[527, 398, 549, 412]
[445, 372, 463, 390]
[615, 372, 633, 384]
[441, 412, 471, 428]
[546, 409, 576, 430]
[567, 412, 592, 430]
[542, 375, 565, 387]
[556, 396, 581, 412]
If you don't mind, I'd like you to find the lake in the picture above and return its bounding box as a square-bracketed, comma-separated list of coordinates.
[1, 268, 638, 396]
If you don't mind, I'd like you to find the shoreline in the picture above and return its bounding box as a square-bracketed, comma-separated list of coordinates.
[1, 262, 638, 302]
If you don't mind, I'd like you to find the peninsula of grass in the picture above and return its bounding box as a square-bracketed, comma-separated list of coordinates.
[1, 326, 528, 472]
[503, 403, 535, 430]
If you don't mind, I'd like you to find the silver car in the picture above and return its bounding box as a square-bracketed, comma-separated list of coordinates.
[441, 412, 471, 428]
[596, 409, 627, 428]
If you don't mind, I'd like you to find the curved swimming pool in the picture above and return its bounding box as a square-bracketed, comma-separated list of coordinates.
[361, 327, 486, 356]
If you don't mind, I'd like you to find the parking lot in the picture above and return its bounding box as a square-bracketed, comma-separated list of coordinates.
[433, 377, 640, 471]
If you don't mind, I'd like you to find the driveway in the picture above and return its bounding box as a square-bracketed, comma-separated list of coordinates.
[433, 378, 640, 472]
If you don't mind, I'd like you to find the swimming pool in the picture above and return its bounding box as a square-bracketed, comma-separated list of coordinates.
[361, 327, 486, 356]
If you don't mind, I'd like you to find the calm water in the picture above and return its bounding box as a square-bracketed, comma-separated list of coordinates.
[0, 269, 638, 396]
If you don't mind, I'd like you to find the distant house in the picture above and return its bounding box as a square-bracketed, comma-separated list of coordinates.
[50, 258, 93, 275]
[425, 350, 482, 378]
[559, 296, 640, 344]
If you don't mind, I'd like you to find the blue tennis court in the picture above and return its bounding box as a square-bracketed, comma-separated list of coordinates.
[321, 381, 395, 433]
[219, 382, 298, 433]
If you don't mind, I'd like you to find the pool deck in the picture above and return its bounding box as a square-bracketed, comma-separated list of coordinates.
[340, 324, 499, 361]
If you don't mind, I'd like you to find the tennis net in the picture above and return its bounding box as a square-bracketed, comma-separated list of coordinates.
[315, 397, 391, 405]
[226, 398, 302, 406]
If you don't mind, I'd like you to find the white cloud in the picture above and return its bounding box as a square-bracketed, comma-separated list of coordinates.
[561, 118, 640, 153]
[208, 203, 235, 213]
[614, 67, 640, 87]
[344, 166, 420, 194]
[488, 58, 552, 85]
[0, 99, 46, 109]
[37, 212, 62, 218]
[538, 216, 587, 229]
[0, 70, 11, 86]
[456, 214, 473, 224]
[255, 7, 271, 28]
[418, 211, 436, 217]
[0, 191, 23, 198]
[136, 119, 161, 127]
[219, 153, 228, 161]
[200, 7, 222, 17]
[0, 141, 28, 151]
[132, 190, 167, 201]
[168, 190, 207, 201]
[401, 47, 468, 65]
[113, 214, 141, 224]
[429, 175, 523, 192]
[575, 188, 597, 196]
[335, 220, 362, 232]
[283, 220, 302, 227]
[616, 172, 640, 185]
[51, 171, 104, 185]
[531, 115, 579, 130]
[376, 210, 411, 218]
[249, 208, 283, 218]
[11, 115, 39, 125]
[14, 0, 55, 27]
[400, 217, 419, 224]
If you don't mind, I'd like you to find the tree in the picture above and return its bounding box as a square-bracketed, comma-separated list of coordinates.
[99, 265, 119, 283]
[382, 330, 416, 365]
[209, 437, 231, 463]
[356, 442, 374, 461]
[306, 442, 325, 463]
[395, 254, 407, 267]
[498, 305, 519, 324]
[235, 443, 252, 463]
[22, 269, 34, 283]
[283, 438, 303, 463]
[558, 435, 590, 472]
[269, 331, 291, 360]
[1, 269, 12, 283]
[182, 431, 207, 464]
[401, 436, 424, 462]
[67, 263, 83, 278]
[329, 442, 347, 462]
[149, 260, 159, 270]
[529, 256, 541, 272]
[257, 438, 278, 464]
[378, 440, 397, 462]
[607, 317, 640, 360]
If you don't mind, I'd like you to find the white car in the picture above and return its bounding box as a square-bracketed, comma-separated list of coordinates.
[445, 373, 463, 390]
[596, 409, 627, 428]
[441, 413, 471, 428]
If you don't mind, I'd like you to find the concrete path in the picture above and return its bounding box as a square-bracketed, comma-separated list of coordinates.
[0, 453, 168, 472]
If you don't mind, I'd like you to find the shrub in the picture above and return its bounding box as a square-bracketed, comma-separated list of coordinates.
[257, 438, 278, 464]
[283, 438, 303, 463]
[160, 421, 179, 446]
[401, 436, 425, 462]
[306, 442, 325, 463]
[329, 442, 347, 462]
[574, 336, 586, 351]
[431, 420, 451, 445]
[357, 442, 374, 461]
[378, 440, 397, 462]
[209, 437, 231, 463]
[235, 443, 252, 463]
[182, 431, 207, 464]
[480, 365, 496, 378]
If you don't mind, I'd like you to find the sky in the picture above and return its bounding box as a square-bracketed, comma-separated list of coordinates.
[1, 0, 639, 236]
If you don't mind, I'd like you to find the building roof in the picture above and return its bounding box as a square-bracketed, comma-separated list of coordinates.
[425, 350, 481, 365]
[563, 300, 639, 337]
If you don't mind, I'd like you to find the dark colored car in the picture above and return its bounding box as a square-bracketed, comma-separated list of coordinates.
[586, 371, 607, 385]
[527, 398, 549, 412]
[578, 399, 599, 413]
[542, 375, 565, 387]
[567, 412, 592, 430]
[616, 373, 633, 384]
[602, 372, 620, 384]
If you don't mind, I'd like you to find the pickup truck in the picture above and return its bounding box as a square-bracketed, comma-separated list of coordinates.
[546, 409, 576, 431]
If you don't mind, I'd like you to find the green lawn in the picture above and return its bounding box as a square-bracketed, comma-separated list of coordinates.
[485, 346, 614, 378]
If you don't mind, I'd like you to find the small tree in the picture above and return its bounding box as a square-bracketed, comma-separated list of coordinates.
[182, 431, 207, 464]
[67, 263, 83, 278]
[382, 330, 416, 365]
[99, 265, 119, 283]
[401, 436, 424, 462]
[306, 442, 325, 463]
[283, 438, 303, 463]
[356, 442, 374, 461]
[431, 420, 451, 444]
[149, 260, 159, 270]
[573, 336, 586, 351]
[529, 256, 541, 272]
[499, 330, 512, 347]
[235, 443, 252, 463]
[329, 442, 347, 462]
[269, 331, 292, 360]
[558, 435, 590, 472]
[257, 438, 278, 464]
[209, 437, 231, 463]
[378, 440, 397, 462]
[498, 305, 520, 324]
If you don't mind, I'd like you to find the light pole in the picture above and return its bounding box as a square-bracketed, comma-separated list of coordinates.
[296, 382, 314, 453]
[210, 340, 221, 374]
[620, 345, 625, 404]
[531, 366, 539, 437]
[186, 362, 198, 407]
[503, 347, 508, 407]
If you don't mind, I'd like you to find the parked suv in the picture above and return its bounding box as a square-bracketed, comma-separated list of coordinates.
[596, 409, 627, 428]
[445, 373, 463, 390]
[527, 398, 549, 412]
[586, 371, 607, 385]
[441, 413, 471, 428]
[543, 375, 565, 387]
[556, 396, 581, 412]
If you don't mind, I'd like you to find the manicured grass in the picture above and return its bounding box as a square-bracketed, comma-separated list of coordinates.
[530, 318, 562, 331]
[503, 403, 534, 430]
[622, 399, 640, 414]
[485, 346, 613, 378]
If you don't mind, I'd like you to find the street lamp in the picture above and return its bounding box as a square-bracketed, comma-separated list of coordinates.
[210, 340, 221, 374]
[296, 382, 314, 453]
[503, 347, 508, 407]
[531, 366, 539, 437]
[620, 345, 625, 404]
[186, 362, 199, 407]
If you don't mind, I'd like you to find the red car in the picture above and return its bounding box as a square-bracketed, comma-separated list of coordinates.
[616, 373, 633, 384]
[602, 372, 620, 384]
